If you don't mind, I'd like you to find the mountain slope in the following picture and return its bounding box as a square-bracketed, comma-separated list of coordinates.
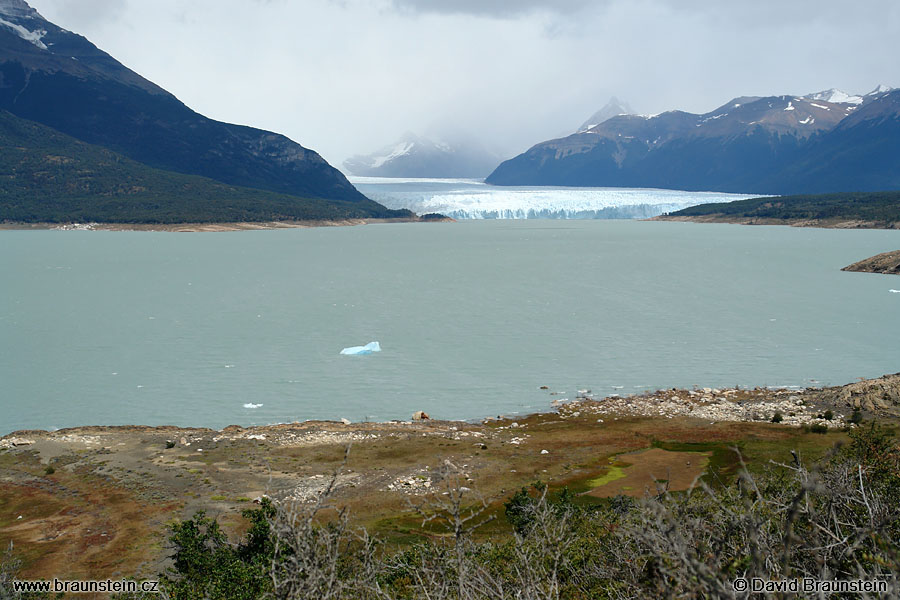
[766, 89, 900, 194]
[343, 132, 501, 178]
[0, 110, 401, 222]
[0, 0, 370, 206]
[487, 88, 900, 195]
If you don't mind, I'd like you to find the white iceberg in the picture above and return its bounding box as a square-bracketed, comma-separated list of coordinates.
[340, 341, 382, 356]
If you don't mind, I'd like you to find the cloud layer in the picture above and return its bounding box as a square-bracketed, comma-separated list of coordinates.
[28, 0, 900, 167]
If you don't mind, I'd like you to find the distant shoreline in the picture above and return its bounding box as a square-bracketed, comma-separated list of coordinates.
[0, 216, 454, 232]
[651, 190, 900, 229]
[651, 214, 900, 229]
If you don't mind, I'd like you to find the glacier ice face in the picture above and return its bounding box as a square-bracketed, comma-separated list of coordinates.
[351, 178, 759, 220]
[340, 341, 382, 355]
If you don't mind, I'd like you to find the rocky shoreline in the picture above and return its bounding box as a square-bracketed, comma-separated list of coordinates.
[4, 373, 898, 446]
[0, 215, 453, 233]
[2, 372, 897, 580]
[842, 249, 900, 274]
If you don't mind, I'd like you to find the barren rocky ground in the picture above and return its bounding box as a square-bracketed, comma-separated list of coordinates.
[1, 374, 897, 581]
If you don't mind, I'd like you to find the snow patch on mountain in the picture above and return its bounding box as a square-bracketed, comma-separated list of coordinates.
[0, 14, 46, 48]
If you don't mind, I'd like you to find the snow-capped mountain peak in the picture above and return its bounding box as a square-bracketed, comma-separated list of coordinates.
[578, 97, 634, 132]
[343, 132, 501, 178]
[866, 84, 893, 96]
[803, 88, 863, 105]
[370, 141, 415, 169]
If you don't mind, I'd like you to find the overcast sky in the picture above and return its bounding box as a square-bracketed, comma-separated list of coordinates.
[27, 0, 900, 168]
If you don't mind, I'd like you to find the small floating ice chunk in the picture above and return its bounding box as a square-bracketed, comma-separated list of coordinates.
[243, 403, 263, 409]
[340, 341, 381, 355]
[890, 289, 900, 293]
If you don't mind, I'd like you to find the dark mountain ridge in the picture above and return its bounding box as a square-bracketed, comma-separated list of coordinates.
[487, 87, 900, 195]
[0, 109, 397, 223]
[0, 0, 381, 211]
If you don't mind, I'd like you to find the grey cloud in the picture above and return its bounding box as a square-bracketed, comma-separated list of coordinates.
[33, 0, 127, 29]
[389, 0, 595, 18]
[24, 0, 900, 166]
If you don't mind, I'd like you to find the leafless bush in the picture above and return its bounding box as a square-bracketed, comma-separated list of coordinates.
[601, 446, 900, 599]
[222, 431, 900, 599]
[269, 447, 381, 600]
[0, 542, 22, 600]
[507, 486, 576, 600]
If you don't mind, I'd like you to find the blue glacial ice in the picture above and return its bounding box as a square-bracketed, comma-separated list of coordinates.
[340, 341, 382, 355]
[350, 178, 760, 220]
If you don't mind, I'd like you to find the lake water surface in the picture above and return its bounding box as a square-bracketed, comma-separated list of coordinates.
[2, 220, 898, 434]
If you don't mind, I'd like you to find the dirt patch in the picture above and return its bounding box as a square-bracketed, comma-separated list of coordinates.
[584, 448, 710, 498]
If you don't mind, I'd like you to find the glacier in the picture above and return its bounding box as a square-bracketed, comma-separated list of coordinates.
[350, 178, 759, 220]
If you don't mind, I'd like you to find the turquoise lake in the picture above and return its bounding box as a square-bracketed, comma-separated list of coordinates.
[1, 219, 898, 434]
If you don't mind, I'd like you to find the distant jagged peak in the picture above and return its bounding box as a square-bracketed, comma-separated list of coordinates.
[0, 0, 42, 20]
[803, 88, 863, 105]
[865, 84, 894, 96]
[578, 97, 634, 132]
